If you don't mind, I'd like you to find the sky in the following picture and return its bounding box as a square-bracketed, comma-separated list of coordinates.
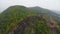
[0, 0, 60, 12]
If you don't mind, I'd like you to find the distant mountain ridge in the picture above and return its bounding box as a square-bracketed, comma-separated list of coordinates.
[52, 10, 60, 15]
[29, 6, 60, 24]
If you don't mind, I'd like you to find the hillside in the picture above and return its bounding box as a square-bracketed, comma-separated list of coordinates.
[0, 5, 60, 34]
[29, 6, 60, 24]
[0, 5, 35, 34]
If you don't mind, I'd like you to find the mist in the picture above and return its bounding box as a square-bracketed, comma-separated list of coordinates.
[0, 0, 60, 12]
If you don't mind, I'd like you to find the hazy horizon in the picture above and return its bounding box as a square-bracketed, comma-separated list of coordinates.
[0, 0, 60, 12]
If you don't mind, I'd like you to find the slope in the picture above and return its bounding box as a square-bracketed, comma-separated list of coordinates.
[0, 5, 60, 34]
[8, 15, 60, 34]
[29, 6, 60, 24]
[0, 5, 35, 34]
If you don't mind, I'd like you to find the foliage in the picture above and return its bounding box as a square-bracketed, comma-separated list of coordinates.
[0, 5, 60, 34]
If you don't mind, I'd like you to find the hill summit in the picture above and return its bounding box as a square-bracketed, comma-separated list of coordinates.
[0, 5, 60, 34]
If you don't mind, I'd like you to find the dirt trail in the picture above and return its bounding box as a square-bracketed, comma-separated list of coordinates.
[8, 15, 60, 34]
[49, 17, 60, 34]
[8, 17, 28, 34]
[14, 20, 27, 34]
[8, 15, 39, 34]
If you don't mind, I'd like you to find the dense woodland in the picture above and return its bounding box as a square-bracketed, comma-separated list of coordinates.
[0, 5, 60, 34]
